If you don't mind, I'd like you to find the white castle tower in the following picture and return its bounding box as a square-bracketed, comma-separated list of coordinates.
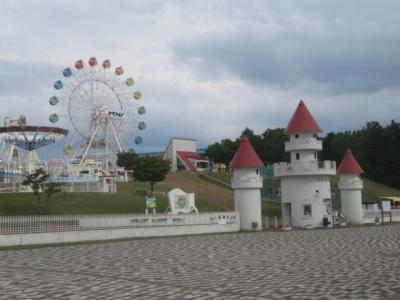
[230, 136, 264, 231]
[338, 149, 364, 225]
[274, 100, 336, 228]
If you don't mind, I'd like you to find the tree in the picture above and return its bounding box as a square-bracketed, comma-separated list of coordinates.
[132, 156, 171, 194]
[43, 182, 62, 209]
[205, 142, 231, 165]
[205, 138, 240, 165]
[260, 128, 287, 164]
[116, 151, 138, 170]
[22, 168, 49, 210]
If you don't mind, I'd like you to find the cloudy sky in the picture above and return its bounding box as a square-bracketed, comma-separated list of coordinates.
[1, 0, 399, 155]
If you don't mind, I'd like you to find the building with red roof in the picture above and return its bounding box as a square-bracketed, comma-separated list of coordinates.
[230, 136, 263, 231]
[162, 137, 209, 172]
[274, 100, 336, 229]
[338, 149, 364, 224]
[337, 149, 364, 174]
[229, 136, 263, 169]
[286, 100, 322, 133]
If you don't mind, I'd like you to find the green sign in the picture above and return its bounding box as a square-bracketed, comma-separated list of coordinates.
[145, 196, 157, 209]
[174, 195, 189, 209]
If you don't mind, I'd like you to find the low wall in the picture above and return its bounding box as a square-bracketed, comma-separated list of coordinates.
[0, 223, 239, 247]
[0, 212, 240, 247]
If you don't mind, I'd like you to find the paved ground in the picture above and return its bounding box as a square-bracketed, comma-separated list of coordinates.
[1, 225, 400, 299]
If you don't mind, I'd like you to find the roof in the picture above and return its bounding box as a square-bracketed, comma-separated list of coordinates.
[337, 149, 364, 174]
[286, 100, 322, 133]
[229, 135, 263, 169]
[177, 151, 204, 171]
[171, 137, 197, 142]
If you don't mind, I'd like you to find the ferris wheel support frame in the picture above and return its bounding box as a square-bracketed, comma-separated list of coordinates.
[78, 114, 125, 173]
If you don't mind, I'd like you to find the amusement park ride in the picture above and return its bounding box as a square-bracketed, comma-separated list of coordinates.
[0, 57, 146, 191]
[0, 116, 68, 176]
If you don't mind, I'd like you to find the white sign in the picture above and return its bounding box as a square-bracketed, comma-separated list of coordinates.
[95, 108, 125, 118]
[108, 111, 125, 118]
[382, 200, 391, 212]
[167, 188, 198, 214]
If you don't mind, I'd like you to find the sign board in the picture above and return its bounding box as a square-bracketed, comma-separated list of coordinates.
[95, 108, 125, 118]
[145, 196, 157, 209]
[108, 111, 125, 118]
[167, 188, 198, 214]
[174, 195, 189, 209]
[382, 200, 391, 212]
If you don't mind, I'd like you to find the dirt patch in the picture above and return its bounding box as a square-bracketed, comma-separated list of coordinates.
[164, 173, 234, 210]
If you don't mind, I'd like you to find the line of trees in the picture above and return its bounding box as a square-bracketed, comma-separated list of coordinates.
[205, 121, 400, 189]
[205, 128, 287, 167]
[321, 121, 400, 188]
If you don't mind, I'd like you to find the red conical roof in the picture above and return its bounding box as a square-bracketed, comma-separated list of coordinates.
[337, 149, 364, 174]
[286, 100, 322, 133]
[229, 135, 263, 169]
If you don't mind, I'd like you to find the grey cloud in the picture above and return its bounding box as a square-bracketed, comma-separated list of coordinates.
[0, 59, 61, 96]
[171, 1, 400, 94]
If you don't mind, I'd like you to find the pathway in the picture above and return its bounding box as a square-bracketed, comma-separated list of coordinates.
[1, 225, 400, 299]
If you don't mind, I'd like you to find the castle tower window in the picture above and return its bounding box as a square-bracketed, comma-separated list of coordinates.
[303, 203, 312, 216]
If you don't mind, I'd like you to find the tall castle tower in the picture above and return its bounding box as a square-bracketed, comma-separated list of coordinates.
[230, 136, 264, 231]
[274, 100, 336, 228]
[337, 149, 364, 225]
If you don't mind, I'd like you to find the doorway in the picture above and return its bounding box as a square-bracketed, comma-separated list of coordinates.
[323, 198, 333, 227]
[283, 202, 292, 227]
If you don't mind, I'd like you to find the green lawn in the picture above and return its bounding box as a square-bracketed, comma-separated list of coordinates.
[3, 171, 396, 217]
[0, 180, 217, 216]
[205, 172, 232, 185]
[173, 171, 233, 198]
[262, 200, 281, 216]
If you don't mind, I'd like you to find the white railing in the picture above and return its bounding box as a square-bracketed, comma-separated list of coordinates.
[363, 209, 400, 223]
[0, 212, 239, 235]
[49, 175, 99, 183]
[285, 138, 322, 151]
[274, 160, 336, 176]
[263, 216, 283, 228]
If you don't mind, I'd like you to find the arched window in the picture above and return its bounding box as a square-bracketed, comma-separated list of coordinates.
[303, 200, 312, 217]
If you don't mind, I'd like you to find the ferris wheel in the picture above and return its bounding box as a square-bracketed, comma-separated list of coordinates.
[48, 57, 146, 170]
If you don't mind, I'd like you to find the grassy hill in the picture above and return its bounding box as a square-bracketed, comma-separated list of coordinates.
[0, 180, 217, 216]
[207, 171, 400, 210]
[5, 170, 394, 217]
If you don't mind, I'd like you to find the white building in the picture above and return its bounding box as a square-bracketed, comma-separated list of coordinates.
[338, 149, 364, 225]
[230, 135, 264, 231]
[274, 100, 336, 228]
[163, 137, 209, 172]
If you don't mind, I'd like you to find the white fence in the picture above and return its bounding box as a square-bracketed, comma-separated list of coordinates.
[363, 209, 400, 223]
[0, 212, 239, 235]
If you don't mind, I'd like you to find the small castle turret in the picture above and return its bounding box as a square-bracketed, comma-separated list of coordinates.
[338, 149, 364, 225]
[274, 100, 336, 228]
[229, 136, 264, 230]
